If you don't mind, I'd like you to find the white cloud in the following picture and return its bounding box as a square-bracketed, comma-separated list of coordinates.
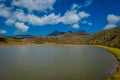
[0, 30, 7, 34]
[13, 10, 28, 22]
[0, 9, 9, 17]
[5, 19, 15, 25]
[84, 0, 93, 7]
[0, 4, 11, 18]
[8, 9, 90, 26]
[71, 4, 82, 10]
[15, 22, 29, 33]
[71, 0, 93, 10]
[0, 1, 91, 34]
[27, 13, 60, 25]
[79, 11, 90, 18]
[104, 14, 120, 29]
[3, 9, 60, 26]
[58, 10, 80, 24]
[72, 24, 80, 29]
[58, 11, 90, 25]
[104, 24, 116, 29]
[12, 0, 56, 12]
[71, 4, 79, 9]
[107, 14, 120, 24]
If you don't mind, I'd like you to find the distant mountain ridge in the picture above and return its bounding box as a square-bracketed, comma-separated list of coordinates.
[48, 31, 65, 36]
[48, 30, 88, 36]
[0, 27, 120, 48]
[13, 35, 34, 39]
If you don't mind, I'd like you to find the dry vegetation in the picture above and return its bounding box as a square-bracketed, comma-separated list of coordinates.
[0, 27, 120, 48]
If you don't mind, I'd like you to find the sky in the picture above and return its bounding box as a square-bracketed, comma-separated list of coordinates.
[0, 0, 120, 36]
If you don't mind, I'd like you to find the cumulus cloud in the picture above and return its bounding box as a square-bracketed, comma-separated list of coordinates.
[5, 19, 15, 25]
[0, 0, 91, 33]
[25, 10, 90, 26]
[5, 9, 90, 27]
[0, 30, 7, 34]
[0, 4, 11, 18]
[107, 14, 120, 24]
[12, 0, 56, 12]
[72, 24, 80, 29]
[11, 10, 60, 26]
[27, 13, 60, 26]
[13, 10, 28, 22]
[58, 10, 80, 24]
[15, 22, 29, 33]
[104, 14, 120, 29]
[0, 8, 10, 18]
[79, 11, 90, 18]
[104, 24, 116, 29]
[57, 11, 90, 25]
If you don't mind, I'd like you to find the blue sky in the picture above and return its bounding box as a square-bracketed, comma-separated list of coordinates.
[0, 0, 120, 36]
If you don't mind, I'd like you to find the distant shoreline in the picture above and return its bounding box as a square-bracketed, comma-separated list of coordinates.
[0, 43, 88, 46]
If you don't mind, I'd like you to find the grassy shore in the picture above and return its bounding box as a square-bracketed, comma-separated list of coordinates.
[96, 46, 120, 80]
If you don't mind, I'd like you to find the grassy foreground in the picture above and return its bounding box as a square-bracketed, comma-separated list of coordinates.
[97, 46, 120, 80]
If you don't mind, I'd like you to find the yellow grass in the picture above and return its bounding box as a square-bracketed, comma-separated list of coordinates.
[97, 46, 120, 80]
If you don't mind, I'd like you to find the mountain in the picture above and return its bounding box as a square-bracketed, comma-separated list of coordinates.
[13, 35, 34, 39]
[0, 27, 120, 48]
[75, 30, 89, 35]
[48, 31, 65, 36]
[48, 30, 88, 36]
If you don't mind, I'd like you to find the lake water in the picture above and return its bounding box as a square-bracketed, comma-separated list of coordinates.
[0, 46, 118, 80]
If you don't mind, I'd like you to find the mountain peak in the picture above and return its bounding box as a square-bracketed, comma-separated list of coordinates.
[76, 30, 88, 35]
[48, 31, 65, 36]
[48, 30, 88, 36]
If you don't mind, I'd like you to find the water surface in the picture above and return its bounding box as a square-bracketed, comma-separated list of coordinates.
[0, 46, 118, 80]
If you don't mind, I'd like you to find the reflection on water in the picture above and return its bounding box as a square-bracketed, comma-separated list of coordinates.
[0, 46, 118, 80]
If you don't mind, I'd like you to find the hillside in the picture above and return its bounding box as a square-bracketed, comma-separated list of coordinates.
[0, 27, 120, 48]
[0, 36, 24, 45]
[83, 27, 120, 48]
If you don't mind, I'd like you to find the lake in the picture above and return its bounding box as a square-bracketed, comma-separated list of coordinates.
[0, 46, 118, 80]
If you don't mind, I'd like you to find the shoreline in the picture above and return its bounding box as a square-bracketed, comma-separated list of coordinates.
[96, 46, 120, 80]
[0, 43, 88, 46]
[0, 44, 120, 80]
